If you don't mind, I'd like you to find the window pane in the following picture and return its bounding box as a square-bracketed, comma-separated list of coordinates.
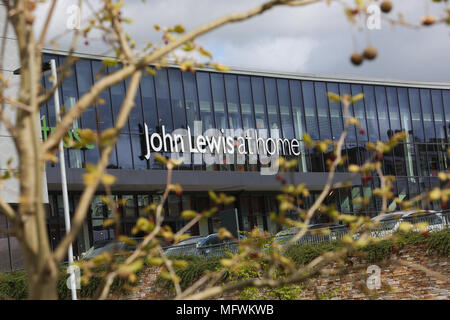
[351, 85, 367, 141]
[76, 60, 99, 165]
[131, 134, 148, 169]
[431, 90, 446, 142]
[375, 86, 390, 141]
[211, 73, 228, 130]
[224, 74, 242, 130]
[420, 89, 435, 143]
[168, 69, 187, 129]
[138, 195, 150, 217]
[290, 80, 308, 172]
[339, 83, 356, 141]
[398, 87, 412, 141]
[122, 195, 136, 218]
[117, 134, 133, 169]
[197, 72, 214, 132]
[155, 69, 173, 131]
[264, 78, 280, 133]
[328, 82, 344, 140]
[125, 78, 144, 134]
[182, 71, 200, 130]
[92, 61, 114, 131]
[140, 72, 160, 169]
[60, 57, 83, 169]
[408, 88, 424, 142]
[108, 65, 128, 132]
[239, 76, 255, 130]
[363, 85, 379, 142]
[251, 77, 268, 130]
[386, 87, 401, 133]
[278, 79, 294, 139]
[313, 82, 331, 140]
[443, 90, 450, 141]
[302, 81, 319, 140]
[76, 60, 97, 130]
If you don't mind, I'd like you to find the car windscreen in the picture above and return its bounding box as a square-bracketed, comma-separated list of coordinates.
[174, 237, 204, 247]
[84, 242, 124, 259]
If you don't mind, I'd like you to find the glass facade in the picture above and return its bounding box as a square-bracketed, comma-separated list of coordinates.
[14, 53, 446, 270]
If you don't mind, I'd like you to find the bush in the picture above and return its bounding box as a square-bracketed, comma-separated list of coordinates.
[0, 270, 28, 300]
[284, 241, 343, 266]
[0, 265, 138, 300]
[426, 227, 449, 256]
[155, 255, 223, 291]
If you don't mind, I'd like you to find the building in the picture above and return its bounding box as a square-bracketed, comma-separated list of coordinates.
[1, 48, 449, 271]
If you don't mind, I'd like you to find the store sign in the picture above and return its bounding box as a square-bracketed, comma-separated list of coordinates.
[40, 115, 94, 149]
[41, 116, 303, 175]
[143, 121, 303, 175]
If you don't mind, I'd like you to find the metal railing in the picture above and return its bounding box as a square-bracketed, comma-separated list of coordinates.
[163, 211, 450, 257]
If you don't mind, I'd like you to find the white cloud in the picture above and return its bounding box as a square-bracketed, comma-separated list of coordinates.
[33, 0, 450, 82]
[215, 37, 319, 73]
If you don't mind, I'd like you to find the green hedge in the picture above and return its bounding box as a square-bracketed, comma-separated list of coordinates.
[0, 265, 138, 300]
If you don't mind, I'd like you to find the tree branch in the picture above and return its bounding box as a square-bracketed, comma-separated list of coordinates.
[52, 70, 142, 263]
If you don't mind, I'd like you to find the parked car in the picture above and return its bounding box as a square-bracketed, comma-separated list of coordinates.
[164, 236, 206, 256]
[82, 238, 142, 260]
[196, 233, 245, 257]
[364, 210, 442, 238]
[273, 223, 348, 245]
[400, 210, 444, 232]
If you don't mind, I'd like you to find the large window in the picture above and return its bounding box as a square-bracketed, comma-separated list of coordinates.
[155, 68, 174, 131]
[302, 81, 319, 140]
[168, 69, 187, 129]
[277, 79, 294, 139]
[211, 73, 228, 131]
[374, 86, 390, 141]
[251, 77, 268, 131]
[315, 82, 331, 140]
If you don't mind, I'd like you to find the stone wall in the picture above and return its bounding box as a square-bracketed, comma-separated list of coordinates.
[114, 242, 449, 300]
[297, 242, 449, 300]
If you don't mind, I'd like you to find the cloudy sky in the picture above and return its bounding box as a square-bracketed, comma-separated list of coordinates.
[35, 0, 450, 83]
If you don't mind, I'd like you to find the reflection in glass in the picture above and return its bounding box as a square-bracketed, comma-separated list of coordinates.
[363, 85, 379, 142]
[302, 81, 319, 140]
[116, 134, 133, 169]
[211, 73, 228, 130]
[351, 85, 367, 141]
[408, 88, 425, 142]
[290, 80, 308, 172]
[419, 89, 435, 143]
[168, 69, 187, 129]
[431, 90, 445, 142]
[277, 79, 294, 139]
[386, 87, 401, 133]
[251, 77, 268, 130]
[155, 68, 174, 131]
[374, 86, 390, 141]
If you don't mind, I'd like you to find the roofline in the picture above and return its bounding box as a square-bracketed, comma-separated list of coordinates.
[42, 48, 450, 90]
